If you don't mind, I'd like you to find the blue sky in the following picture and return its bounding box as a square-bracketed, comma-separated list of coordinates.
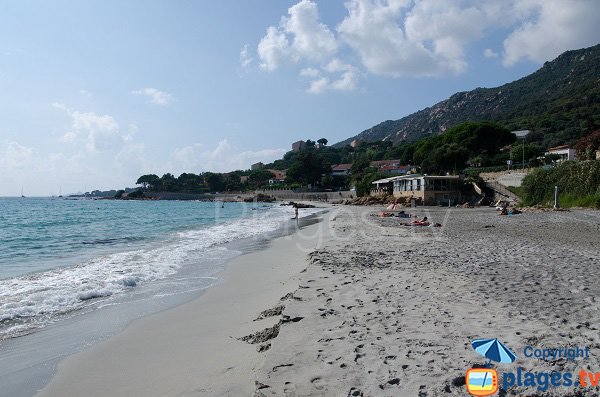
[1, 0, 598, 196]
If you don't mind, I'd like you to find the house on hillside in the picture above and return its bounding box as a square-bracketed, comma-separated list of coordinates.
[372, 174, 463, 205]
[545, 145, 577, 162]
[511, 130, 531, 139]
[251, 162, 265, 170]
[267, 169, 286, 185]
[292, 140, 306, 152]
[369, 159, 411, 175]
[331, 164, 353, 176]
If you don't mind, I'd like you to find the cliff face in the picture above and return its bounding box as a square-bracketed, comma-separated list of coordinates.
[335, 44, 600, 148]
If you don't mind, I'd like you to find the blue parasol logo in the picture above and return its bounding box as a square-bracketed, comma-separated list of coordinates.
[471, 338, 517, 365]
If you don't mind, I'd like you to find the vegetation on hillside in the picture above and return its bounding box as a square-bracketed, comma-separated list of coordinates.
[409, 122, 516, 173]
[336, 44, 600, 150]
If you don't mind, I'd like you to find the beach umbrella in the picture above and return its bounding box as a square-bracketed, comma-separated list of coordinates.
[471, 338, 516, 364]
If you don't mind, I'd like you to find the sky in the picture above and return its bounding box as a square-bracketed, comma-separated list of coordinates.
[1, 0, 599, 196]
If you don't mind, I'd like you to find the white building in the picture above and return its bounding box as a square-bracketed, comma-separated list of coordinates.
[545, 145, 577, 162]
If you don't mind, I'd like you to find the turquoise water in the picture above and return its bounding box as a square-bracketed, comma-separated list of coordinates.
[0, 197, 297, 339]
[0, 198, 262, 278]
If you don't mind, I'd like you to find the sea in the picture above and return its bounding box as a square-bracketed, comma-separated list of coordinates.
[0, 197, 315, 396]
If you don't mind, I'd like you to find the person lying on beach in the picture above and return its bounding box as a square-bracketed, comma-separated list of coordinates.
[396, 210, 410, 218]
[379, 211, 395, 217]
[409, 216, 429, 226]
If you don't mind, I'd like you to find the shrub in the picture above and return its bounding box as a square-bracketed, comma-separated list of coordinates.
[521, 160, 600, 207]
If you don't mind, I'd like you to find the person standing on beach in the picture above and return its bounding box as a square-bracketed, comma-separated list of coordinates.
[294, 204, 299, 223]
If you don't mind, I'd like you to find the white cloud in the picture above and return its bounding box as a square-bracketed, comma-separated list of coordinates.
[0, 140, 35, 169]
[240, 44, 253, 68]
[306, 59, 359, 94]
[307, 77, 329, 94]
[114, 142, 149, 179]
[131, 87, 173, 106]
[258, 27, 290, 71]
[284, 0, 338, 61]
[338, 0, 491, 77]
[79, 89, 92, 97]
[300, 67, 320, 77]
[502, 0, 600, 66]
[171, 139, 287, 173]
[253, 0, 600, 83]
[53, 103, 125, 152]
[484, 48, 499, 58]
[257, 0, 337, 71]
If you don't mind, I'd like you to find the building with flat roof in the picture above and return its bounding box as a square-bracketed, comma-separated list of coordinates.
[372, 174, 463, 205]
[251, 162, 265, 170]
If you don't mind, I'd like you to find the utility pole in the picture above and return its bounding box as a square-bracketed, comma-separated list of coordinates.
[522, 140, 525, 172]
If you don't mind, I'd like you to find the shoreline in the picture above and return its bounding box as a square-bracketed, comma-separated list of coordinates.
[36, 210, 335, 397]
[25, 204, 600, 397]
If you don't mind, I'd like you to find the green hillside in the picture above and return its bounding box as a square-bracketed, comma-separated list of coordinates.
[335, 44, 600, 149]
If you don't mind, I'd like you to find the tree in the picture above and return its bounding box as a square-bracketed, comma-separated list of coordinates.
[413, 121, 516, 172]
[160, 173, 177, 191]
[285, 151, 329, 186]
[350, 156, 371, 178]
[203, 172, 224, 192]
[177, 173, 204, 193]
[356, 171, 386, 197]
[510, 143, 540, 165]
[420, 143, 470, 174]
[223, 171, 243, 192]
[136, 174, 160, 191]
[248, 169, 274, 188]
[575, 129, 600, 160]
[305, 139, 316, 148]
[317, 138, 328, 146]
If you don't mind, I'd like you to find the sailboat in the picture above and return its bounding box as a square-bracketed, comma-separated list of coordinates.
[58, 186, 63, 198]
[21, 187, 25, 198]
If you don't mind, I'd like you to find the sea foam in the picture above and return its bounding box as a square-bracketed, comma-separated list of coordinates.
[0, 204, 316, 339]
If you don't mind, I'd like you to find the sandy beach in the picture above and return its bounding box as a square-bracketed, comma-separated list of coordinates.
[37, 205, 600, 397]
[253, 206, 600, 396]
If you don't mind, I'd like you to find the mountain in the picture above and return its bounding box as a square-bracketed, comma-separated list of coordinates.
[335, 44, 600, 148]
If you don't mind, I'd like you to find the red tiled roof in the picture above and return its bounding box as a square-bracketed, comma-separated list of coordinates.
[332, 164, 352, 171]
[547, 145, 571, 151]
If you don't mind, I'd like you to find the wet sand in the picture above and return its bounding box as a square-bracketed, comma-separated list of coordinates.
[37, 214, 334, 397]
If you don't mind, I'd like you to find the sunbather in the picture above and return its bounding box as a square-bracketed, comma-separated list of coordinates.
[410, 216, 429, 226]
